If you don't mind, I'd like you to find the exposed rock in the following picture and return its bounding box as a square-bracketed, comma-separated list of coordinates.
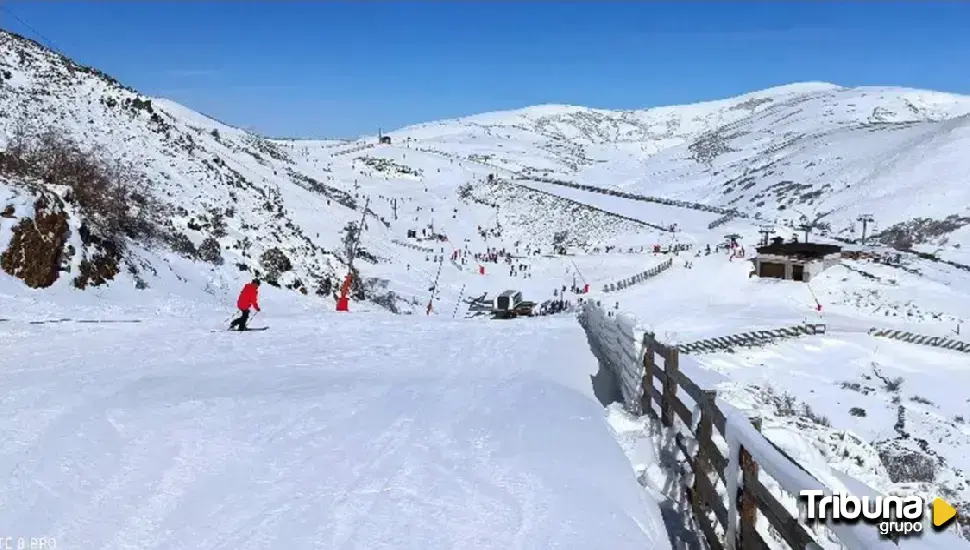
[73, 250, 120, 289]
[875, 440, 938, 483]
[0, 195, 69, 288]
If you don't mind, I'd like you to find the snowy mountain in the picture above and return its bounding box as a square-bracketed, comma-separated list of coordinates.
[4, 27, 970, 306]
[3, 26, 970, 548]
[0, 29, 662, 315]
[394, 81, 970, 250]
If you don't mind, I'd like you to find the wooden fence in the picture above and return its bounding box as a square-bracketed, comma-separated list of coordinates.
[515, 175, 749, 217]
[677, 324, 827, 355]
[641, 333, 823, 550]
[868, 328, 970, 353]
[602, 258, 674, 293]
[391, 239, 435, 254]
[499, 178, 673, 233]
[579, 301, 896, 550]
[708, 212, 740, 230]
[331, 142, 374, 157]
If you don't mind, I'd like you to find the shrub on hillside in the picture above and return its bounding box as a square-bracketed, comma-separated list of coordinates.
[342, 221, 358, 252]
[260, 247, 292, 283]
[197, 237, 223, 265]
[3, 127, 162, 250]
[167, 232, 197, 258]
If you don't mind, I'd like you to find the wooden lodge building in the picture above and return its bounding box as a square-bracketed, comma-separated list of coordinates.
[753, 238, 842, 282]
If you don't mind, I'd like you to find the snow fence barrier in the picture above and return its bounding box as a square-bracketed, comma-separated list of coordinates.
[391, 239, 435, 254]
[501, 177, 673, 232]
[868, 328, 970, 353]
[602, 258, 674, 293]
[707, 212, 740, 230]
[677, 324, 827, 354]
[331, 142, 374, 157]
[515, 175, 749, 218]
[578, 300, 899, 550]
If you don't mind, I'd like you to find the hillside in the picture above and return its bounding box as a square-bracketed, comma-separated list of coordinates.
[3, 26, 970, 548]
[5, 28, 970, 308]
[0, 29, 667, 315]
[392, 82, 970, 251]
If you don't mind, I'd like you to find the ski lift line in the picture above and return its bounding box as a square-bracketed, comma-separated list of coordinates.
[0, 5, 67, 56]
[569, 259, 588, 284]
[805, 281, 822, 312]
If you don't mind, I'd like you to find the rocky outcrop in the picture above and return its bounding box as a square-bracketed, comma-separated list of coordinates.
[0, 195, 69, 288]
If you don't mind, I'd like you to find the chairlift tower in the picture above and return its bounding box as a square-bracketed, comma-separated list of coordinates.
[797, 215, 814, 243]
[758, 224, 775, 246]
[857, 214, 875, 244]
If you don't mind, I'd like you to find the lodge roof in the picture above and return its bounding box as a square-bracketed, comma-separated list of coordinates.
[756, 241, 842, 259]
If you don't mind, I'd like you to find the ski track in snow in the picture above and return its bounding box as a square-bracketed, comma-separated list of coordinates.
[3, 28, 970, 547]
[0, 314, 671, 550]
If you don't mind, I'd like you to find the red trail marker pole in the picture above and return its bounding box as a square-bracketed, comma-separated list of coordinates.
[336, 197, 370, 312]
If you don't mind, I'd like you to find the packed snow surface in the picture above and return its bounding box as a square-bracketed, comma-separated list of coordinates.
[0, 311, 671, 550]
[5, 26, 970, 547]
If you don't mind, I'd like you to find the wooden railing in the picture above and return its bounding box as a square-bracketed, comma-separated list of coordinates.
[641, 332, 822, 550]
[578, 301, 897, 550]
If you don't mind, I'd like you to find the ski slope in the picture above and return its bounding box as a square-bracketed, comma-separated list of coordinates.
[0, 310, 672, 550]
[4, 25, 970, 546]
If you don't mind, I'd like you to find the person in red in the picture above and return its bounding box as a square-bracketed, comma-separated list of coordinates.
[229, 278, 261, 331]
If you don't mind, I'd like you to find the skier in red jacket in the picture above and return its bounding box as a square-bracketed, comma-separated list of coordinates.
[229, 278, 261, 331]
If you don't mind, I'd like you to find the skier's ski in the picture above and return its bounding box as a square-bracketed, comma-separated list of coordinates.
[212, 326, 269, 332]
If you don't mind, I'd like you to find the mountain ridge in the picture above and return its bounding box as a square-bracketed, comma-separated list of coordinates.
[4, 26, 970, 303]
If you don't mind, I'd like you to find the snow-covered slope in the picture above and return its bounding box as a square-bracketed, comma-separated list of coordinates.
[0, 309, 673, 550]
[4, 25, 970, 547]
[0, 30, 664, 313]
[391, 82, 970, 251]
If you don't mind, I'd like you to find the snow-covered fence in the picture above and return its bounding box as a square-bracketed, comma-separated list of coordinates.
[868, 328, 970, 353]
[391, 239, 434, 254]
[498, 178, 672, 232]
[707, 212, 739, 230]
[579, 301, 894, 550]
[602, 258, 674, 293]
[677, 324, 827, 354]
[516, 175, 749, 218]
[331, 142, 374, 157]
[578, 301, 642, 408]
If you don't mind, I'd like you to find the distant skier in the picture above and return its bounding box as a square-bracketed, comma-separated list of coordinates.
[229, 278, 261, 331]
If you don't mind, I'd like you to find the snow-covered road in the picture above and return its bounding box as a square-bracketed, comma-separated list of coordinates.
[0, 313, 671, 549]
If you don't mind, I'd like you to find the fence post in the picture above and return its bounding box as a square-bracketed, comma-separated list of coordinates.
[661, 346, 680, 427]
[691, 389, 717, 524]
[738, 417, 762, 550]
[640, 333, 655, 416]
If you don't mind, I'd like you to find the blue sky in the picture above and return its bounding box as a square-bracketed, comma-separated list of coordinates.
[3, 1, 968, 138]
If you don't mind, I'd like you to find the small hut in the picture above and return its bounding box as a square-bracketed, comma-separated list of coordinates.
[377, 128, 391, 145]
[754, 237, 842, 282]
